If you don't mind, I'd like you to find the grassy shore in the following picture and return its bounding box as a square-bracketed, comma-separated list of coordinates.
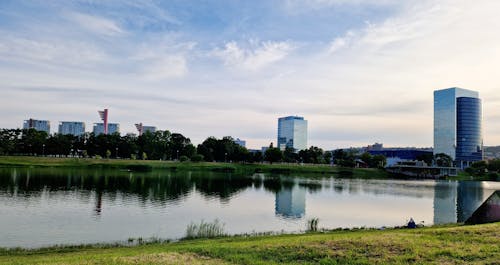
[1, 223, 499, 264]
[0, 156, 387, 177]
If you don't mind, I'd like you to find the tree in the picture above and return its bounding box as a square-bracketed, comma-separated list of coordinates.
[333, 149, 355, 167]
[487, 159, 500, 172]
[298, 146, 325, 164]
[283, 147, 298, 163]
[265, 147, 283, 164]
[434, 153, 453, 167]
[191, 154, 204, 162]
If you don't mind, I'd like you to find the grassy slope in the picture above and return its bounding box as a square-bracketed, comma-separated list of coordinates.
[0, 156, 387, 177]
[1, 223, 499, 265]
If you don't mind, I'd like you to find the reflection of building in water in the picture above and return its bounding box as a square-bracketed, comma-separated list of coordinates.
[457, 182, 484, 222]
[94, 190, 103, 217]
[433, 181, 457, 224]
[275, 183, 306, 218]
[433, 181, 486, 224]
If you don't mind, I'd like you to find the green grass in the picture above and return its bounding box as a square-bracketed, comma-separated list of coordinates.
[0, 156, 388, 177]
[1, 223, 499, 264]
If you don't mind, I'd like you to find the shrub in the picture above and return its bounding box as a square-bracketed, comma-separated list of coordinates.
[179, 155, 189, 162]
[191, 154, 204, 162]
[185, 219, 226, 239]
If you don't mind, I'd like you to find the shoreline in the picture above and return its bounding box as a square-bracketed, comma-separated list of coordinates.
[1, 222, 498, 264]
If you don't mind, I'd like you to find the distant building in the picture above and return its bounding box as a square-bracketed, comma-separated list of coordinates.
[23, 119, 50, 134]
[135, 123, 156, 135]
[368, 148, 434, 167]
[93, 123, 119, 135]
[234, 138, 246, 148]
[142, 126, 156, 134]
[434, 87, 483, 168]
[367, 143, 383, 151]
[58, 121, 85, 136]
[277, 116, 307, 151]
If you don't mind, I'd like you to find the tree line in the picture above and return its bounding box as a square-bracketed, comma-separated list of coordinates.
[0, 128, 386, 167]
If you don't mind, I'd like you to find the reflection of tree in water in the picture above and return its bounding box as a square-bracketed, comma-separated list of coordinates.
[192, 173, 254, 200]
[0, 168, 330, 206]
[299, 182, 322, 194]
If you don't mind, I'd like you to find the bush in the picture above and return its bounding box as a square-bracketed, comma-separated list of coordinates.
[185, 219, 226, 239]
[190, 154, 204, 162]
[179, 155, 189, 162]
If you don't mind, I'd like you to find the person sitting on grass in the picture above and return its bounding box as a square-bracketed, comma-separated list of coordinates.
[407, 218, 416, 229]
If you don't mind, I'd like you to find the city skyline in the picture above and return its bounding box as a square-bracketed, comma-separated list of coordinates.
[1, 1, 500, 149]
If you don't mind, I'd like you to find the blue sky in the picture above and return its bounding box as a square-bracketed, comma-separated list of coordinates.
[1, 0, 499, 149]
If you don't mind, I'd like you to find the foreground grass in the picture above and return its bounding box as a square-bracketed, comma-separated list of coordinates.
[1, 223, 499, 264]
[0, 156, 387, 177]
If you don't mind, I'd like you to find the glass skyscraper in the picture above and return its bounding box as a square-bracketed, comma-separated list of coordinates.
[277, 116, 307, 151]
[434, 87, 483, 167]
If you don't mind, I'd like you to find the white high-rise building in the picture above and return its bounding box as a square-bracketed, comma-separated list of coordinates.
[58, 122, 85, 136]
[277, 116, 307, 151]
[93, 123, 120, 135]
[23, 119, 50, 134]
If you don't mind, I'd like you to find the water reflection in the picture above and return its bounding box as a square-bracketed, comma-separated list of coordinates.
[433, 181, 488, 224]
[0, 167, 498, 248]
[275, 179, 306, 218]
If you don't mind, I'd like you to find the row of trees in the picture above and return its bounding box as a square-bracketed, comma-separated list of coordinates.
[0, 129, 388, 168]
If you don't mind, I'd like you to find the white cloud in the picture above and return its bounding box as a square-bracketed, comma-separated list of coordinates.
[66, 12, 125, 36]
[141, 55, 187, 80]
[0, 34, 108, 66]
[212, 40, 294, 71]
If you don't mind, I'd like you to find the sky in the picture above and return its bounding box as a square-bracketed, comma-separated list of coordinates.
[0, 0, 499, 150]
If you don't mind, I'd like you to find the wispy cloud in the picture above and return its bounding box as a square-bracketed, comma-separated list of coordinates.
[66, 12, 125, 36]
[212, 40, 294, 71]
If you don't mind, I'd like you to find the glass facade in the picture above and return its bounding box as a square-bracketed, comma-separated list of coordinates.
[93, 123, 120, 135]
[456, 97, 483, 166]
[23, 119, 50, 134]
[277, 116, 307, 151]
[433, 87, 479, 161]
[58, 122, 85, 136]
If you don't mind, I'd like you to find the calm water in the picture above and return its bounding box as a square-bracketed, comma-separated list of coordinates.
[0, 167, 499, 248]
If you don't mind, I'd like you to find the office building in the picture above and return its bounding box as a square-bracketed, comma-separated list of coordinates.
[434, 87, 483, 168]
[234, 138, 246, 148]
[23, 119, 50, 134]
[143, 126, 156, 134]
[58, 121, 85, 136]
[93, 123, 120, 135]
[135, 123, 156, 135]
[277, 116, 307, 151]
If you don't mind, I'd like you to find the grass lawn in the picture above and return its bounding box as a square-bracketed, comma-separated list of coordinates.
[1, 223, 499, 264]
[0, 156, 387, 177]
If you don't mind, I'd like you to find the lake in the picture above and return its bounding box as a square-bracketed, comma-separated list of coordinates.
[0, 167, 498, 248]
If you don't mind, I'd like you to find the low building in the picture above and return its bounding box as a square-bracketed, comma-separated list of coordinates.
[368, 148, 433, 167]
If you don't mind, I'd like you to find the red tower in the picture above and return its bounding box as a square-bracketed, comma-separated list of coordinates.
[98, 109, 109, 135]
[135, 123, 143, 136]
